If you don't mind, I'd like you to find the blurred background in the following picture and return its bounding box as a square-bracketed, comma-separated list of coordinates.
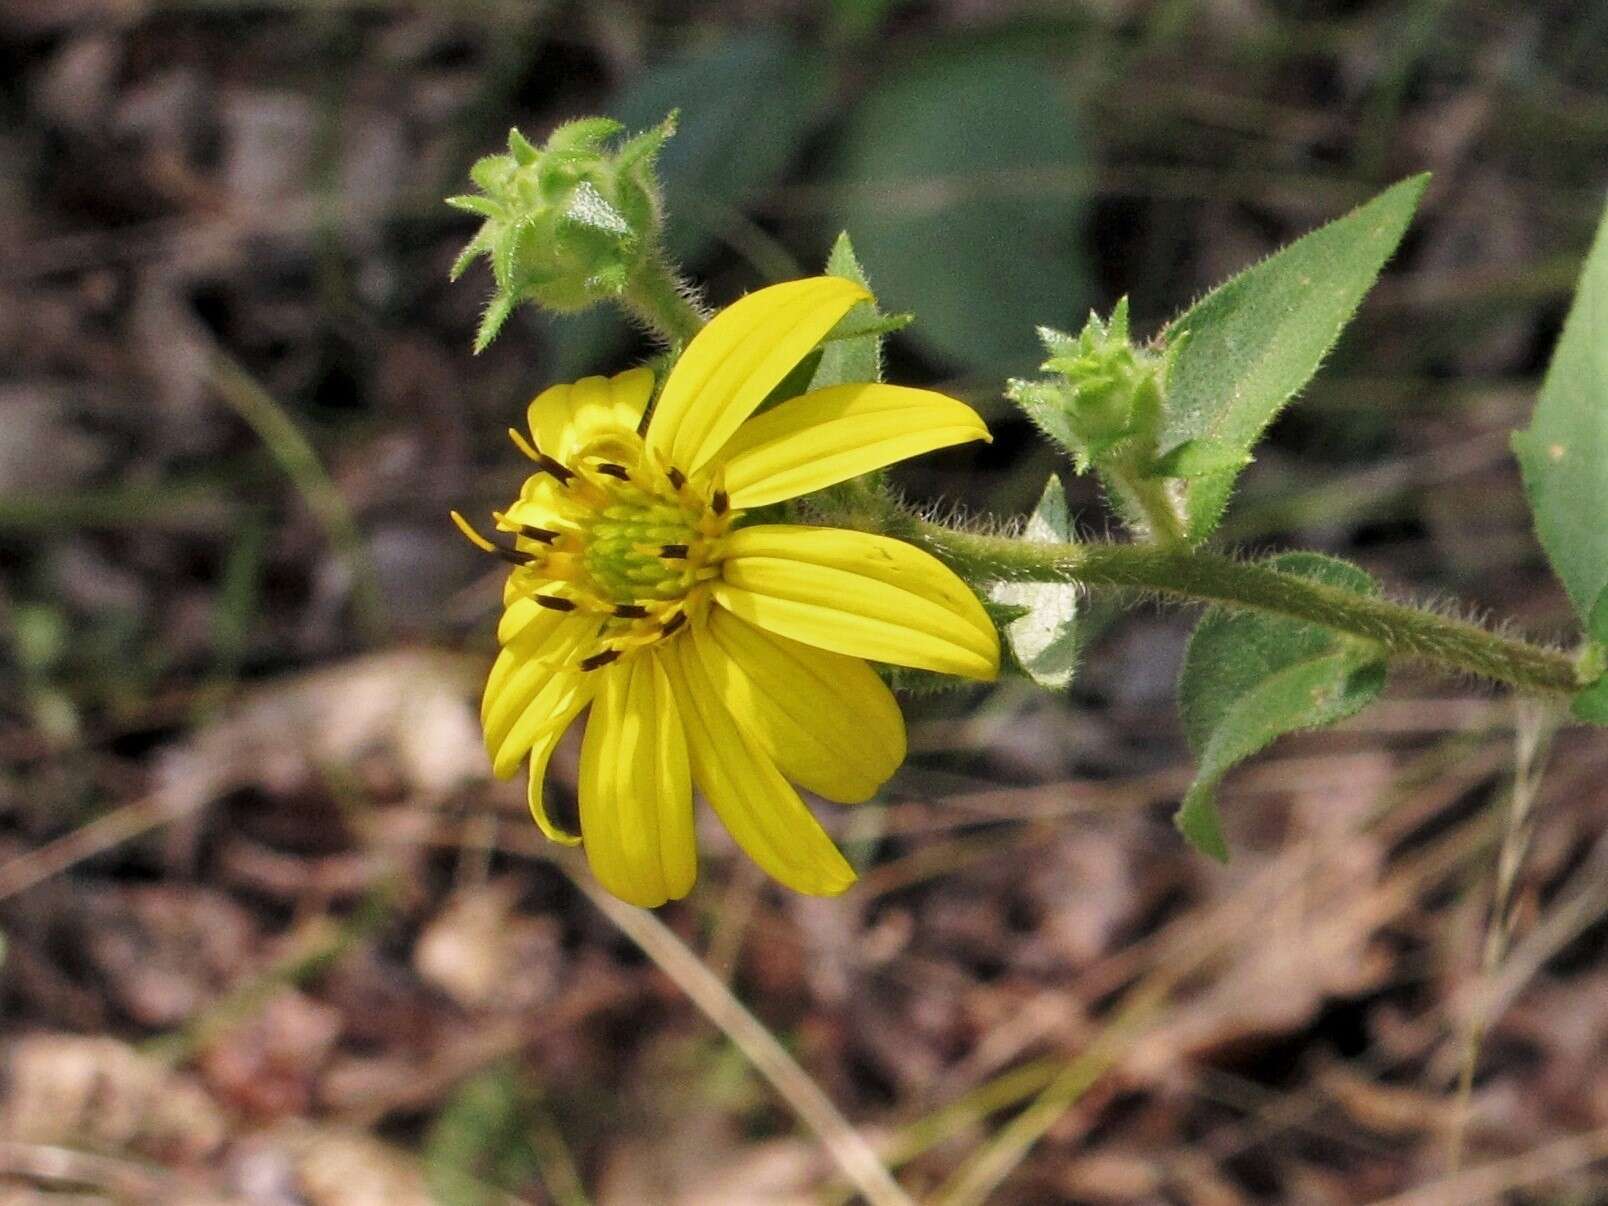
[3, 1, 1608, 1202]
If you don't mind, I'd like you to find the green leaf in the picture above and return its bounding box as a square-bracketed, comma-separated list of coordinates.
[1161, 174, 1429, 542]
[831, 42, 1090, 371]
[473, 291, 518, 355]
[812, 232, 885, 390]
[1512, 196, 1608, 643]
[1176, 552, 1389, 860]
[990, 476, 1081, 690]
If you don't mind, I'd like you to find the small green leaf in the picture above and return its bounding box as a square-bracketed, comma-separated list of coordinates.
[1161, 174, 1429, 542]
[445, 194, 504, 220]
[1512, 197, 1608, 643]
[544, 116, 623, 154]
[822, 313, 914, 344]
[991, 476, 1081, 690]
[831, 42, 1090, 371]
[1009, 380, 1088, 469]
[506, 126, 539, 164]
[1176, 552, 1389, 859]
[812, 232, 885, 390]
[468, 153, 511, 192]
[448, 232, 488, 283]
[473, 292, 518, 355]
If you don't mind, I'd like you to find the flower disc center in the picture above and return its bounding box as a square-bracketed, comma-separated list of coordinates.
[580, 495, 700, 603]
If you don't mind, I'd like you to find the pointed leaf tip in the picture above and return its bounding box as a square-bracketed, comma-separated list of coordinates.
[1160, 174, 1429, 542]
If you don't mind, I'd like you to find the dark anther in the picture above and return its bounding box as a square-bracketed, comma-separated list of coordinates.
[711, 490, 729, 516]
[597, 463, 630, 481]
[667, 467, 686, 490]
[613, 603, 649, 619]
[493, 547, 536, 567]
[579, 649, 622, 671]
[518, 524, 559, 544]
[660, 612, 687, 636]
[536, 595, 576, 612]
[659, 544, 689, 559]
[536, 453, 575, 485]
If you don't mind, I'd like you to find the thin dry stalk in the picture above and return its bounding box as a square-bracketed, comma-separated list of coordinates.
[1446, 699, 1556, 1172]
[1375, 1123, 1608, 1206]
[551, 852, 915, 1206]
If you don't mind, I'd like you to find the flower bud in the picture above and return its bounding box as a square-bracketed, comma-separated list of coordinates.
[447, 115, 675, 352]
[1007, 298, 1174, 471]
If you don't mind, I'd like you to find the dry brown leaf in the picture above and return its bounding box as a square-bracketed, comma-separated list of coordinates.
[0, 1033, 226, 1162]
[412, 880, 562, 1011]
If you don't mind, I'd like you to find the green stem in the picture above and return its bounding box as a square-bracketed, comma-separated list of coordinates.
[1106, 460, 1188, 547]
[912, 522, 1582, 697]
[621, 255, 708, 345]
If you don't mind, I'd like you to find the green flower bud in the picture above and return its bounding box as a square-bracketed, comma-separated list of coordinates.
[447, 115, 676, 352]
[1007, 298, 1176, 472]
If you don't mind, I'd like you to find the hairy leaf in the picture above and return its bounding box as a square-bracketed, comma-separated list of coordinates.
[1513, 196, 1608, 644]
[1176, 553, 1388, 859]
[812, 232, 885, 389]
[1162, 175, 1428, 542]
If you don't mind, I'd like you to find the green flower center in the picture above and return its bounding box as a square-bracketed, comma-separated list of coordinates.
[581, 497, 701, 603]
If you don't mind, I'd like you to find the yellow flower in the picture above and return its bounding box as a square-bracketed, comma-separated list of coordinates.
[456, 277, 999, 906]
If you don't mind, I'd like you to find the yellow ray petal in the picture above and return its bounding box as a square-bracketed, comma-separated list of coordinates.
[645, 278, 868, 476]
[488, 665, 598, 778]
[502, 482, 564, 533]
[718, 383, 991, 508]
[496, 596, 570, 649]
[481, 613, 595, 730]
[527, 366, 655, 462]
[712, 526, 1000, 679]
[698, 608, 905, 803]
[576, 656, 696, 907]
[528, 694, 588, 846]
[662, 634, 857, 897]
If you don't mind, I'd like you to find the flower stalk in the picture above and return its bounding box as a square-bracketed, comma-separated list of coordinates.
[620, 254, 708, 345]
[907, 522, 1583, 697]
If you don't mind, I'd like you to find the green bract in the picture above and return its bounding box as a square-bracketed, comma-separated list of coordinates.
[448, 117, 675, 351]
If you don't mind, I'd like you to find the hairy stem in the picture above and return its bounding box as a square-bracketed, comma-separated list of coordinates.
[908, 522, 1582, 696]
[1105, 459, 1188, 547]
[620, 255, 708, 344]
